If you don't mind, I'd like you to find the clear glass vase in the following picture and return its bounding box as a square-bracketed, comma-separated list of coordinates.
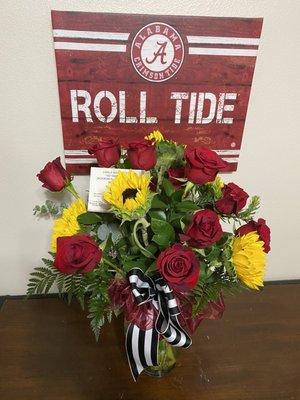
[144, 338, 178, 378]
[124, 320, 178, 378]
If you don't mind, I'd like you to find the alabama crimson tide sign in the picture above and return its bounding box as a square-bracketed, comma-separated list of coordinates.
[51, 11, 263, 174]
[131, 22, 185, 82]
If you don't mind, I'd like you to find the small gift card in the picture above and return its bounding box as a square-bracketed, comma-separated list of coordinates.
[88, 167, 144, 212]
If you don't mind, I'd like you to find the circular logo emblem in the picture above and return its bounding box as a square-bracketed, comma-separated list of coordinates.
[131, 22, 184, 82]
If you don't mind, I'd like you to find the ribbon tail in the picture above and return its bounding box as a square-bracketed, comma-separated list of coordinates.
[125, 323, 159, 381]
[161, 315, 192, 348]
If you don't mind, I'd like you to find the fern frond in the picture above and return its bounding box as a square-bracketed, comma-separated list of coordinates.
[237, 195, 260, 221]
[88, 294, 108, 341]
[27, 257, 89, 304]
[87, 275, 112, 341]
[192, 279, 241, 317]
[42, 258, 54, 268]
[27, 265, 57, 296]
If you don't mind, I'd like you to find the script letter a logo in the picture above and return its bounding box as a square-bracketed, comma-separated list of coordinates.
[146, 41, 168, 64]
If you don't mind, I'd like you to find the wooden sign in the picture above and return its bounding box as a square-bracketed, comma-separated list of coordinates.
[51, 11, 263, 174]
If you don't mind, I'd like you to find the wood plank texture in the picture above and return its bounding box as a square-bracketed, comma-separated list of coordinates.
[1, 284, 299, 400]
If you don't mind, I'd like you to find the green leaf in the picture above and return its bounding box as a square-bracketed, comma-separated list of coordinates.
[205, 246, 221, 262]
[122, 256, 149, 273]
[175, 201, 199, 212]
[151, 195, 168, 209]
[148, 210, 166, 221]
[171, 188, 184, 202]
[77, 212, 102, 225]
[97, 223, 122, 243]
[33, 201, 67, 217]
[145, 243, 158, 255]
[151, 218, 175, 247]
[194, 248, 206, 257]
[155, 141, 185, 170]
[217, 232, 233, 247]
[162, 178, 174, 197]
[146, 261, 159, 275]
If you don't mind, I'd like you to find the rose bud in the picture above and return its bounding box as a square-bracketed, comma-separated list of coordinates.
[127, 139, 157, 170]
[88, 138, 121, 167]
[167, 167, 186, 189]
[156, 244, 200, 291]
[216, 182, 249, 214]
[54, 234, 102, 274]
[236, 218, 271, 253]
[37, 157, 71, 192]
[180, 209, 223, 248]
[185, 146, 228, 185]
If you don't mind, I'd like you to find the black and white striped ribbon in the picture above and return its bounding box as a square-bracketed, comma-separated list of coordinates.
[125, 268, 192, 380]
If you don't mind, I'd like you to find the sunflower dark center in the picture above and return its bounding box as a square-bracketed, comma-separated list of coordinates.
[122, 188, 138, 204]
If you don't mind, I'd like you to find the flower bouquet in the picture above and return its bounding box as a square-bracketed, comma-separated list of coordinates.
[28, 131, 270, 380]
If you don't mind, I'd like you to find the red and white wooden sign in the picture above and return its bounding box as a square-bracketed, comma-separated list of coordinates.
[51, 11, 263, 174]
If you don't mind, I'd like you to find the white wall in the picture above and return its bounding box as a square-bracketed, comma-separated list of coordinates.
[1, 0, 299, 295]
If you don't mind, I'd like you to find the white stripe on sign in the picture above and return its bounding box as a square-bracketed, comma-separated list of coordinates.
[65, 156, 238, 164]
[64, 150, 89, 156]
[215, 150, 240, 156]
[187, 35, 259, 46]
[222, 157, 239, 163]
[54, 42, 126, 52]
[53, 29, 130, 41]
[65, 158, 97, 164]
[189, 47, 258, 57]
[65, 149, 240, 157]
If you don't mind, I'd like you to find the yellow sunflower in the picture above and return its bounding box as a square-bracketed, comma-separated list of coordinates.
[145, 130, 165, 143]
[51, 198, 86, 251]
[103, 171, 153, 221]
[232, 232, 266, 290]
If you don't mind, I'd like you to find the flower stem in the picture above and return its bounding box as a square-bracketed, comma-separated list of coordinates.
[66, 182, 80, 199]
[102, 257, 125, 277]
[133, 218, 154, 259]
[183, 181, 195, 198]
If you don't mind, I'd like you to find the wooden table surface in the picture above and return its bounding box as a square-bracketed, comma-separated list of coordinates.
[0, 284, 299, 400]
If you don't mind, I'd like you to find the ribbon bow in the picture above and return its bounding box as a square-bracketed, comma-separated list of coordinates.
[126, 268, 192, 380]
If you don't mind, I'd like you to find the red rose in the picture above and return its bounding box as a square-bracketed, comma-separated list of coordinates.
[156, 244, 200, 291]
[180, 209, 223, 248]
[37, 157, 71, 191]
[236, 218, 271, 253]
[127, 139, 156, 170]
[88, 138, 120, 167]
[216, 182, 249, 214]
[54, 235, 102, 274]
[167, 167, 185, 189]
[185, 147, 228, 185]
